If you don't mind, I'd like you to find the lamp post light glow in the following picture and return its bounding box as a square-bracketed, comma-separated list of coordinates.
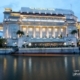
[64, 42, 66, 46]
[4, 42, 7, 45]
[4, 42, 7, 54]
[29, 43, 31, 47]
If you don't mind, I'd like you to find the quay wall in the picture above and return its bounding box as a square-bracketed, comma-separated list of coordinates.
[0, 47, 79, 54]
[18, 47, 79, 54]
[0, 48, 13, 54]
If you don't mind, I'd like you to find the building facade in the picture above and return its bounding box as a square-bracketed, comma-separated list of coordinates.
[76, 22, 80, 38]
[3, 7, 78, 47]
[0, 23, 3, 38]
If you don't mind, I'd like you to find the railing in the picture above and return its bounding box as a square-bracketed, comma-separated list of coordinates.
[25, 38, 65, 42]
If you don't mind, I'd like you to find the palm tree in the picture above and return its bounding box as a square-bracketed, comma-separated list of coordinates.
[0, 38, 7, 48]
[16, 30, 24, 37]
[71, 30, 78, 38]
[16, 30, 24, 48]
[71, 30, 77, 35]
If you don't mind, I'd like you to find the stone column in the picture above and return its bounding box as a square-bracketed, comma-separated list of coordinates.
[26, 26, 28, 35]
[66, 26, 68, 37]
[47, 26, 49, 38]
[6, 24, 9, 38]
[53, 27, 55, 38]
[33, 26, 35, 38]
[40, 26, 42, 38]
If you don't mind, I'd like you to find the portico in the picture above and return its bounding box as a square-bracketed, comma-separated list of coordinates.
[21, 25, 67, 38]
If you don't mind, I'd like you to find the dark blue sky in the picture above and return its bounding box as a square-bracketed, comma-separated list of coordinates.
[0, 0, 80, 22]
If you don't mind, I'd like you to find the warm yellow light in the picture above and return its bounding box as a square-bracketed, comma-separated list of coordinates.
[55, 28, 57, 32]
[5, 8, 12, 12]
[23, 28, 26, 31]
[49, 28, 51, 31]
[11, 13, 20, 16]
[43, 28, 45, 31]
[61, 28, 63, 32]
[29, 28, 33, 31]
[36, 28, 39, 31]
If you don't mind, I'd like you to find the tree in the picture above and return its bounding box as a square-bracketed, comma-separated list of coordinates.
[16, 30, 24, 37]
[60, 34, 62, 38]
[0, 38, 7, 48]
[71, 30, 77, 34]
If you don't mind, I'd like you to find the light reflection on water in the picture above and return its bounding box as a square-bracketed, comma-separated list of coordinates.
[0, 55, 80, 80]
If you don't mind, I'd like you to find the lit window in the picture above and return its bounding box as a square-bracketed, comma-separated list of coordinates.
[36, 28, 39, 31]
[43, 28, 45, 32]
[61, 28, 63, 32]
[23, 28, 26, 31]
[29, 28, 33, 31]
[49, 28, 51, 31]
[55, 28, 58, 32]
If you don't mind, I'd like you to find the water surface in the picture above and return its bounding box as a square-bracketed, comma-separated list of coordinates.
[0, 55, 80, 80]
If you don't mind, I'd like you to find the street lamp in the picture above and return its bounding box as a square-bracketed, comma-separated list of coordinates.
[29, 43, 31, 47]
[4, 42, 7, 54]
[64, 42, 66, 46]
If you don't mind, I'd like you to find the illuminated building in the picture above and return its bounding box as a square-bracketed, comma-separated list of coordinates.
[3, 7, 78, 47]
[0, 23, 3, 37]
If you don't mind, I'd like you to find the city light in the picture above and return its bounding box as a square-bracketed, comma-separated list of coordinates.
[49, 28, 52, 31]
[64, 42, 66, 46]
[29, 28, 33, 31]
[29, 43, 31, 46]
[42, 28, 45, 31]
[55, 28, 58, 32]
[61, 28, 63, 32]
[36, 28, 39, 31]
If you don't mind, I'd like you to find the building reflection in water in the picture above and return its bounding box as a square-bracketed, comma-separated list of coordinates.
[3, 58, 7, 73]
[78, 57, 80, 69]
[28, 57, 32, 73]
[72, 57, 76, 70]
[14, 58, 17, 73]
[1, 56, 80, 80]
[22, 58, 27, 80]
[64, 57, 68, 71]
[23, 59, 26, 69]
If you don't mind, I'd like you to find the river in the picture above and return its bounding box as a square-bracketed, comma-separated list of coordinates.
[0, 55, 80, 80]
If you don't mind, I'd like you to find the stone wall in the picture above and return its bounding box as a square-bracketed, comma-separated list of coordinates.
[18, 47, 79, 54]
[0, 48, 13, 54]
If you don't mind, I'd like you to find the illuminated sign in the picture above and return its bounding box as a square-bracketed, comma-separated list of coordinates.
[11, 13, 20, 16]
[30, 7, 55, 11]
[5, 8, 12, 12]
